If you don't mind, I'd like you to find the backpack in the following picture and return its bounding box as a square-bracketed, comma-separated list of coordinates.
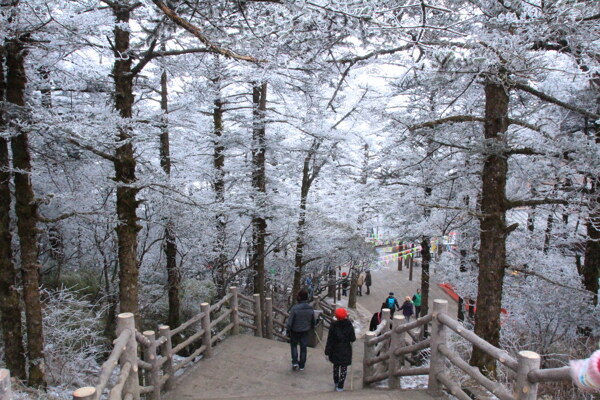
[386, 297, 395, 310]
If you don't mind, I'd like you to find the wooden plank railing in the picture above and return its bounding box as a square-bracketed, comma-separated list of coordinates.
[363, 299, 573, 400]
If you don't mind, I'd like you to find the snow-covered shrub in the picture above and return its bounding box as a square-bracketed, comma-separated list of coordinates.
[42, 288, 107, 390]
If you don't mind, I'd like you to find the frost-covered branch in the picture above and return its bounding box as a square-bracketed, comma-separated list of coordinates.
[506, 198, 569, 210]
[508, 265, 593, 295]
[150, 0, 263, 63]
[512, 81, 600, 120]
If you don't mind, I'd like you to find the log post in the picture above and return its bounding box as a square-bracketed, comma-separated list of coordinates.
[0, 369, 12, 400]
[201, 303, 213, 358]
[397, 241, 403, 271]
[427, 299, 448, 397]
[265, 297, 274, 339]
[408, 253, 413, 281]
[143, 331, 160, 400]
[253, 293, 263, 337]
[388, 315, 404, 389]
[158, 325, 175, 391]
[229, 287, 240, 335]
[117, 312, 140, 400]
[514, 351, 541, 400]
[72, 387, 95, 400]
[363, 332, 376, 387]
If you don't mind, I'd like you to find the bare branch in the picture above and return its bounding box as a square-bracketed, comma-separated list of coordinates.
[506, 198, 569, 210]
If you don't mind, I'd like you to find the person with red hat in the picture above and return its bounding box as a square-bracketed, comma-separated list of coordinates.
[340, 272, 349, 296]
[325, 307, 356, 392]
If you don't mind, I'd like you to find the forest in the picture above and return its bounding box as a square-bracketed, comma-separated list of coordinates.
[0, 0, 599, 399]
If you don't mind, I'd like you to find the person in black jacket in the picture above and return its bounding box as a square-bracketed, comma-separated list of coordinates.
[286, 289, 315, 371]
[325, 307, 356, 392]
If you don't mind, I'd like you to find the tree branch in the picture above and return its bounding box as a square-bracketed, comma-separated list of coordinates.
[506, 198, 568, 210]
[67, 137, 116, 162]
[512, 81, 600, 120]
[150, 0, 262, 63]
[508, 265, 594, 295]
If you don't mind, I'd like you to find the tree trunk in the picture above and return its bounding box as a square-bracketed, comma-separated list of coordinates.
[292, 153, 311, 301]
[213, 90, 227, 297]
[251, 83, 267, 298]
[543, 211, 554, 253]
[6, 38, 46, 388]
[111, 4, 140, 318]
[159, 68, 180, 328]
[0, 52, 26, 381]
[469, 78, 510, 376]
[420, 237, 431, 320]
[583, 209, 600, 305]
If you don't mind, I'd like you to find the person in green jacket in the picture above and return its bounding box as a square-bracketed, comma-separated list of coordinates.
[412, 289, 422, 318]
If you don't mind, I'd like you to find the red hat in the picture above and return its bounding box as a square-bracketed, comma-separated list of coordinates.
[341, 272, 347, 276]
[335, 308, 348, 320]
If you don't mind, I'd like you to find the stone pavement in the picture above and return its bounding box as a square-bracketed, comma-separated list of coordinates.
[164, 334, 441, 400]
[164, 259, 454, 399]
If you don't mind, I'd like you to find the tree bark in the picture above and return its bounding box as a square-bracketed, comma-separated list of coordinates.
[6, 37, 46, 388]
[469, 78, 510, 376]
[212, 89, 228, 297]
[420, 237, 431, 320]
[111, 4, 141, 318]
[583, 206, 600, 305]
[0, 52, 26, 381]
[292, 153, 311, 302]
[251, 83, 267, 298]
[159, 67, 180, 328]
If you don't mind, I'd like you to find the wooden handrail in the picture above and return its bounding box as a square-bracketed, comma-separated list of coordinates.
[209, 309, 232, 329]
[108, 361, 132, 400]
[366, 329, 391, 345]
[210, 292, 233, 312]
[437, 313, 518, 371]
[393, 366, 429, 377]
[436, 372, 472, 400]
[438, 344, 513, 400]
[238, 293, 254, 303]
[393, 314, 432, 334]
[170, 312, 205, 337]
[171, 329, 205, 355]
[238, 307, 256, 317]
[95, 328, 132, 396]
[394, 338, 431, 356]
[528, 366, 570, 383]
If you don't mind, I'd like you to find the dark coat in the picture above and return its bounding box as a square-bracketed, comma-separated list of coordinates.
[369, 312, 382, 331]
[399, 300, 414, 318]
[325, 319, 356, 366]
[286, 301, 315, 333]
[365, 272, 372, 286]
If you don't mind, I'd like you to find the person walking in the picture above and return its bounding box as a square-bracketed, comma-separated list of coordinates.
[412, 288, 422, 318]
[365, 270, 372, 295]
[384, 292, 400, 318]
[356, 271, 366, 296]
[399, 296, 415, 322]
[341, 272, 349, 296]
[286, 289, 315, 371]
[325, 308, 356, 392]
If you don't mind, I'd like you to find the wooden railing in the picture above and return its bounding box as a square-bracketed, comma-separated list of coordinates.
[70, 286, 339, 400]
[363, 299, 572, 399]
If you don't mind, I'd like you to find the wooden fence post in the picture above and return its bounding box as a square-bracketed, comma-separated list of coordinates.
[117, 312, 140, 400]
[158, 325, 175, 391]
[427, 299, 448, 397]
[229, 287, 240, 335]
[0, 369, 12, 400]
[388, 315, 405, 389]
[363, 331, 376, 387]
[143, 331, 160, 400]
[253, 293, 263, 337]
[72, 387, 96, 400]
[265, 297, 274, 339]
[397, 242, 403, 271]
[515, 351, 541, 400]
[201, 303, 213, 358]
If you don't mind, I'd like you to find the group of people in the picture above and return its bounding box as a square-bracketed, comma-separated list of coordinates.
[341, 270, 372, 296]
[369, 289, 422, 330]
[286, 289, 356, 392]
